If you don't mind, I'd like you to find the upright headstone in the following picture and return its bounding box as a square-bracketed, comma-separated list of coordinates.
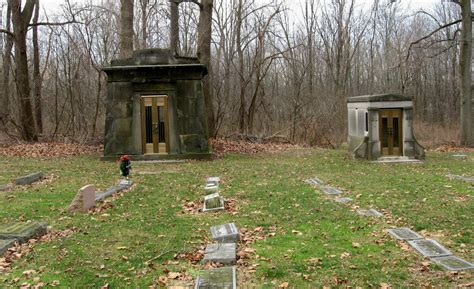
[194, 266, 237, 289]
[69, 185, 96, 212]
[203, 243, 236, 265]
[210, 223, 239, 243]
[0, 222, 48, 243]
[15, 172, 43, 185]
[203, 193, 224, 212]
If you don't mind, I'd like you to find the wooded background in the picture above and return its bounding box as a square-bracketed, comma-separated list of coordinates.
[0, 0, 472, 147]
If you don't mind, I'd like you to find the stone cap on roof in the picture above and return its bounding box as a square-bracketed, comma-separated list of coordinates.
[109, 48, 199, 67]
[347, 93, 412, 103]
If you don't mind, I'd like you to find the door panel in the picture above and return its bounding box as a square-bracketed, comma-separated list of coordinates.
[141, 96, 169, 154]
[379, 109, 403, 156]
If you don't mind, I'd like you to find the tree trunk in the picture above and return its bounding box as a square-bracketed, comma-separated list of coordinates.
[197, 0, 215, 137]
[236, 0, 246, 133]
[460, 0, 473, 146]
[12, 0, 38, 141]
[0, 1, 13, 127]
[119, 0, 134, 59]
[33, 0, 42, 134]
[170, 0, 179, 55]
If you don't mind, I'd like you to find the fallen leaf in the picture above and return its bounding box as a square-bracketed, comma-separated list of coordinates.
[340, 252, 351, 259]
[380, 283, 391, 289]
[352, 242, 361, 248]
[167, 272, 181, 279]
[279, 281, 289, 288]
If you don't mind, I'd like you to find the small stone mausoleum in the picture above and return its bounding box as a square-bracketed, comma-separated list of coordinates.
[102, 49, 210, 160]
[347, 93, 424, 160]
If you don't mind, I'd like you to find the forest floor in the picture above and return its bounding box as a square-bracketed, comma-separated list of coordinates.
[0, 144, 473, 288]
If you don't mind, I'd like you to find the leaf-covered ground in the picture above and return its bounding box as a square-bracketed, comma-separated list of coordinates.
[0, 147, 473, 288]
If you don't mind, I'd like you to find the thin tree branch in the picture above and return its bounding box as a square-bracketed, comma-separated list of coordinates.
[406, 19, 461, 61]
[0, 28, 14, 37]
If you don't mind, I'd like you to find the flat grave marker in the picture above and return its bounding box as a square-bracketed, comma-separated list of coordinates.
[334, 197, 353, 203]
[206, 177, 220, 186]
[204, 184, 219, 194]
[407, 239, 452, 258]
[431, 255, 474, 271]
[0, 239, 16, 255]
[0, 183, 14, 192]
[0, 222, 48, 243]
[304, 178, 323, 186]
[321, 186, 343, 195]
[95, 182, 130, 202]
[387, 227, 423, 241]
[203, 243, 236, 265]
[203, 193, 224, 212]
[452, 154, 467, 158]
[446, 174, 474, 183]
[210, 223, 239, 243]
[15, 172, 43, 186]
[194, 266, 236, 289]
[357, 208, 383, 217]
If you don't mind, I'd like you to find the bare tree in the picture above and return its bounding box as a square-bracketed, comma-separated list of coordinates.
[120, 0, 134, 58]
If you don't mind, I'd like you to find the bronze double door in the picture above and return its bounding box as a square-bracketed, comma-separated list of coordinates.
[379, 109, 403, 156]
[141, 95, 169, 154]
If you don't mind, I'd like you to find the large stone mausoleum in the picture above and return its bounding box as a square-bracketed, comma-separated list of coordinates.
[347, 93, 424, 160]
[102, 49, 210, 160]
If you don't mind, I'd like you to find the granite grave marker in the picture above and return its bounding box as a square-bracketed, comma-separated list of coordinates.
[304, 178, 323, 186]
[210, 223, 239, 243]
[15, 172, 43, 186]
[321, 186, 343, 195]
[431, 255, 474, 271]
[387, 227, 423, 241]
[0, 239, 16, 255]
[357, 208, 383, 217]
[203, 243, 236, 265]
[407, 239, 452, 258]
[203, 193, 225, 212]
[0, 222, 48, 244]
[194, 266, 236, 289]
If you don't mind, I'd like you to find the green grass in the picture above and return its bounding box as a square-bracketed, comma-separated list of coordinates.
[0, 149, 473, 288]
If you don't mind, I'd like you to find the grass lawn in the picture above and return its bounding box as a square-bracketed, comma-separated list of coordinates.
[0, 148, 473, 288]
